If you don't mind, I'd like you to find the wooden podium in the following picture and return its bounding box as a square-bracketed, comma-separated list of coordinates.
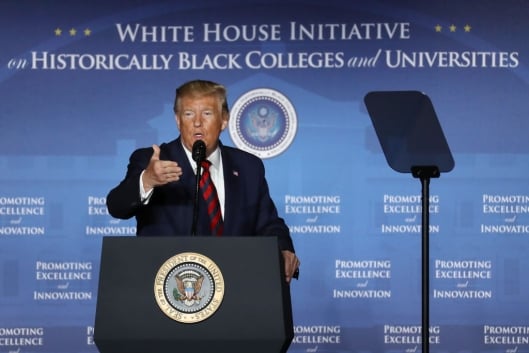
[94, 236, 294, 353]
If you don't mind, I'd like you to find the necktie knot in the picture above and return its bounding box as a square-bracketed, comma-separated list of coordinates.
[201, 160, 211, 170]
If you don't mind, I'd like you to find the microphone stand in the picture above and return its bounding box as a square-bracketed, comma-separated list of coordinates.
[191, 140, 206, 236]
[191, 162, 202, 236]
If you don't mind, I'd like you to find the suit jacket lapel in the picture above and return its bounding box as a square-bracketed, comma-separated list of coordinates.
[221, 148, 241, 234]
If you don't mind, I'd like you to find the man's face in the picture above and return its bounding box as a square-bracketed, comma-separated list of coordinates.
[175, 94, 228, 157]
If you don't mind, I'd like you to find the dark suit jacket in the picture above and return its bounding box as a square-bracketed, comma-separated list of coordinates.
[106, 137, 294, 252]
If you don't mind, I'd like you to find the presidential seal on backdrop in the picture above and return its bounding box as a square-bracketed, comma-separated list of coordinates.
[229, 88, 297, 158]
[154, 252, 224, 323]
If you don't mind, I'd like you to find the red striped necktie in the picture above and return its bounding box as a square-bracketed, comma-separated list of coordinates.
[200, 160, 223, 236]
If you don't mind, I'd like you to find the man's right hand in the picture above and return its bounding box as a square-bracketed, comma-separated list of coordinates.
[142, 144, 182, 192]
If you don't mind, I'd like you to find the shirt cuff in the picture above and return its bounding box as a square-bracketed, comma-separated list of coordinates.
[139, 170, 154, 204]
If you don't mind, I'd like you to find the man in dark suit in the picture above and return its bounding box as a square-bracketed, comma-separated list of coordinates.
[107, 79, 300, 282]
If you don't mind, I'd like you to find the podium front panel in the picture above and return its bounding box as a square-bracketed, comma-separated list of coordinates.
[94, 236, 293, 353]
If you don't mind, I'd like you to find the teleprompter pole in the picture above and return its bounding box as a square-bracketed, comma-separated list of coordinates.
[411, 166, 440, 353]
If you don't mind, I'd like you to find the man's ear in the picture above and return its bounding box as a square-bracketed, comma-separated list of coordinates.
[175, 114, 181, 130]
[220, 113, 229, 130]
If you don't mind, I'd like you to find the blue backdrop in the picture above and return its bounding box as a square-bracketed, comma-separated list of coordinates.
[1, 1, 529, 352]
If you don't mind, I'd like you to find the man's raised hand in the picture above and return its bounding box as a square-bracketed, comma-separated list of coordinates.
[142, 144, 182, 191]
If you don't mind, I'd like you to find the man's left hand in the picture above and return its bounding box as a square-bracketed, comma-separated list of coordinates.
[282, 250, 300, 283]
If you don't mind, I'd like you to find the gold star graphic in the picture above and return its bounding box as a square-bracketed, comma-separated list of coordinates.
[69, 28, 77, 36]
[464, 24, 472, 32]
[54, 28, 62, 36]
[449, 24, 457, 32]
[84, 28, 92, 36]
[435, 24, 442, 32]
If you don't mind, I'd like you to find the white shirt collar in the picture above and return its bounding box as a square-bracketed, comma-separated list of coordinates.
[181, 140, 222, 173]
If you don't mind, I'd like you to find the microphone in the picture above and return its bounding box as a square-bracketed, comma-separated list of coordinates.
[192, 140, 206, 163]
[191, 140, 206, 235]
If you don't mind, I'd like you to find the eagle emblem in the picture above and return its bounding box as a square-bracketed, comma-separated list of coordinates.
[247, 105, 279, 142]
[154, 252, 224, 323]
[174, 271, 204, 306]
[229, 88, 297, 159]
